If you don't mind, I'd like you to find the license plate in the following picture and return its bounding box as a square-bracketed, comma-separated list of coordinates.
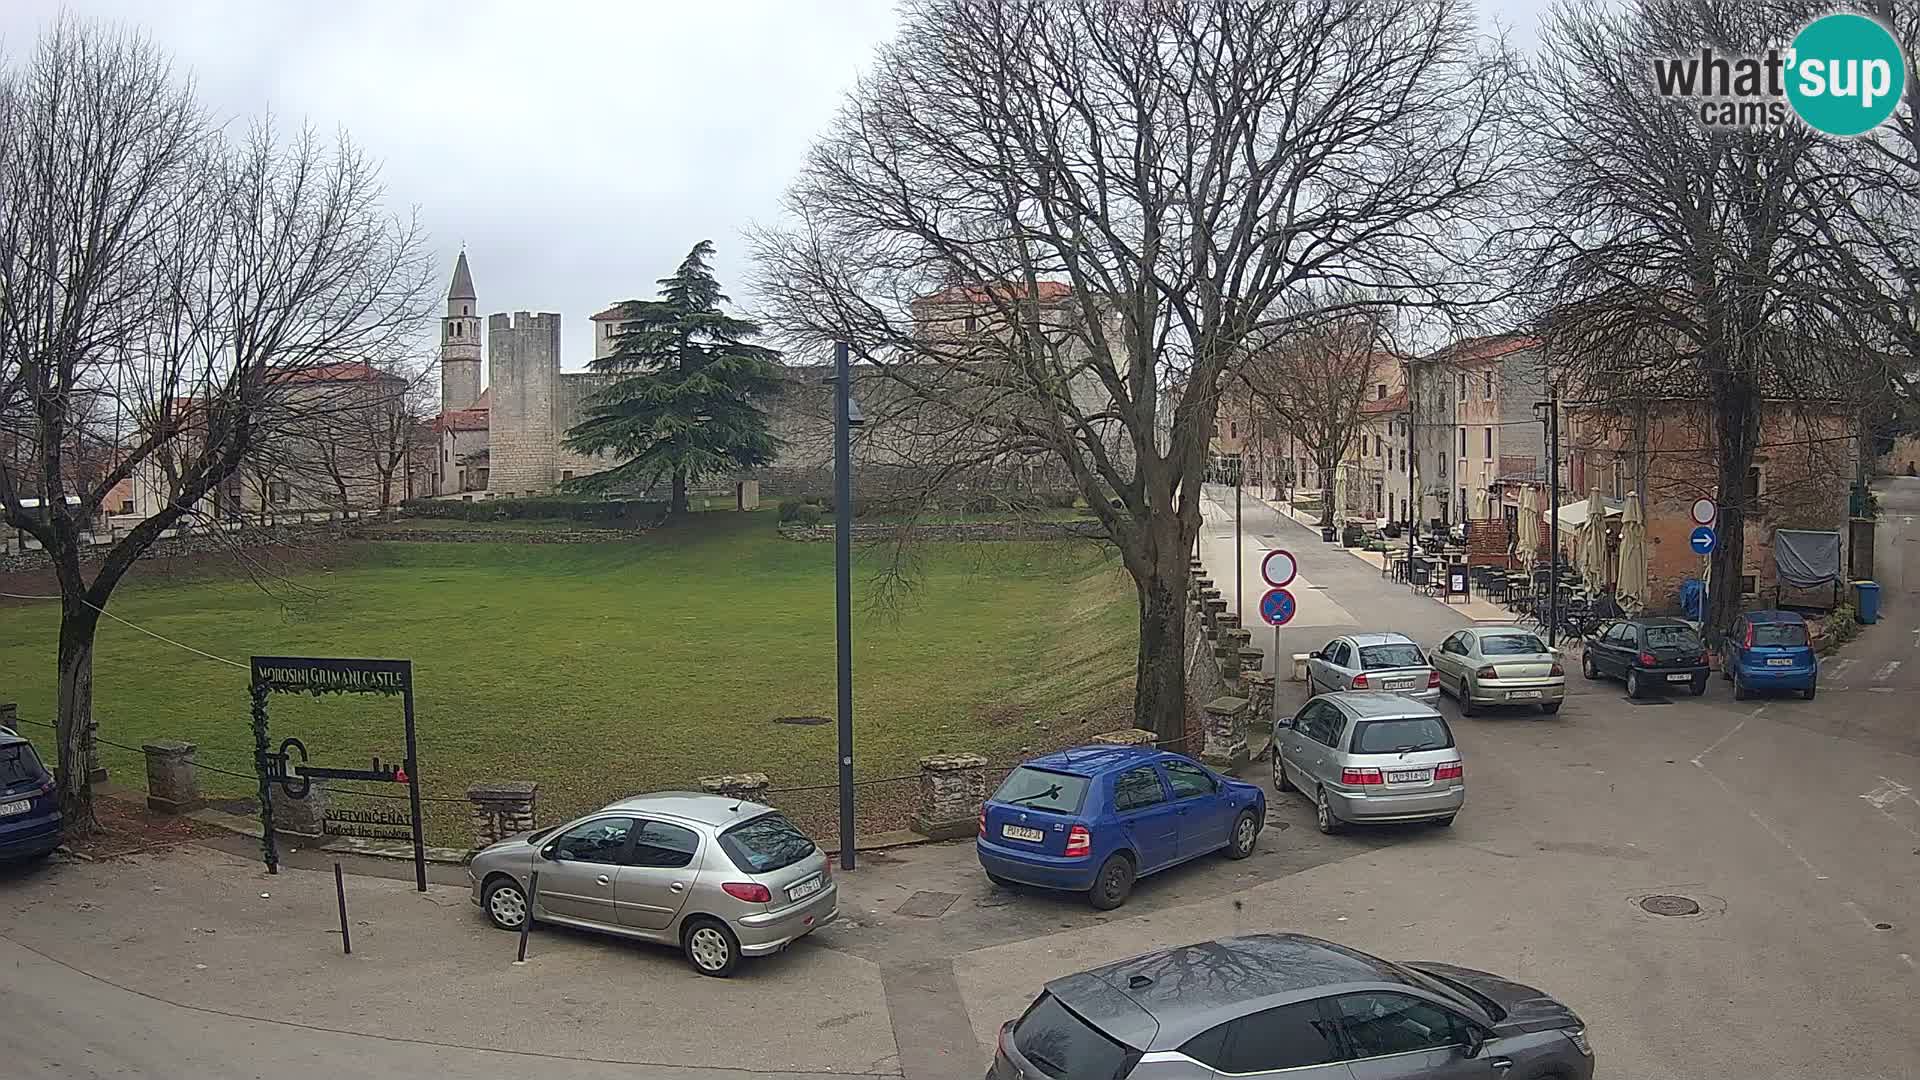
[1666, 673, 1693, 682]
[1767, 657, 1793, 667]
[1508, 690, 1541, 700]
[1385, 678, 1417, 691]
[1387, 770, 1431, 784]
[0, 799, 29, 817]
[787, 875, 823, 902]
[1001, 824, 1044, 843]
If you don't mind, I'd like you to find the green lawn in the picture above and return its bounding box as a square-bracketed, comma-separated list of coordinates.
[1, 514, 1136, 841]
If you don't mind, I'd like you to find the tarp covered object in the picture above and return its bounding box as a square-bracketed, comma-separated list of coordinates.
[1774, 529, 1841, 589]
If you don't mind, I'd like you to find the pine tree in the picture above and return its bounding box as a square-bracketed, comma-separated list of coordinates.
[565, 241, 782, 513]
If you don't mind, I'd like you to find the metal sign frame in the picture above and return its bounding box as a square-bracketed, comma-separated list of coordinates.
[249, 656, 426, 892]
[1262, 548, 1299, 589]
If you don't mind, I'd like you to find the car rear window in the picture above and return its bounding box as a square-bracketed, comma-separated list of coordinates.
[1359, 644, 1426, 670]
[1012, 993, 1136, 1079]
[1644, 625, 1703, 650]
[1480, 633, 1547, 656]
[1751, 623, 1808, 647]
[0, 743, 44, 788]
[992, 767, 1089, 814]
[718, 813, 816, 874]
[1351, 716, 1454, 754]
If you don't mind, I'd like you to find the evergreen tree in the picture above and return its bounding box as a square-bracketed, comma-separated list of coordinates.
[565, 241, 782, 513]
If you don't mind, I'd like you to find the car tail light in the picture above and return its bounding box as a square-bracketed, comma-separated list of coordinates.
[1744, 624, 1755, 648]
[1549, 662, 1564, 676]
[1475, 665, 1497, 680]
[821, 858, 833, 882]
[1351, 673, 1370, 689]
[721, 882, 772, 903]
[1065, 825, 1091, 857]
[1639, 652, 1656, 667]
[978, 808, 986, 838]
[1427, 670, 1441, 689]
[1340, 767, 1383, 785]
[1435, 761, 1464, 781]
[35, 776, 56, 797]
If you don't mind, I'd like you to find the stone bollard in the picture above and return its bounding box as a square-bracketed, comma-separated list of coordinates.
[1092, 728, 1158, 747]
[1237, 647, 1265, 678]
[700, 771, 772, 804]
[912, 753, 989, 840]
[1203, 596, 1228, 631]
[269, 780, 326, 840]
[141, 740, 203, 815]
[1243, 673, 1275, 732]
[1218, 613, 1241, 633]
[1202, 697, 1250, 770]
[468, 781, 539, 849]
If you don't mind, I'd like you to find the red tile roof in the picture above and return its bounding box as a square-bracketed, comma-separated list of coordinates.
[1359, 389, 1408, 415]
[284, 361, 405, 384]
[435, 407, 490, 433]
[1421, 334, 1538, 366]
[918, 280, 1074, 305]
[591, 301, 643, 322]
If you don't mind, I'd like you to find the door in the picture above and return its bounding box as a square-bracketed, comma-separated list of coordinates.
[536, 815, 634, 925]
[1726, 616, 1749, 673]
[1195, 1001, 1354, 1078]
[1331, 991, 1498, 1079]
[1598, 623, 1633, 676]
[1295, 701, 1344, 791]
[614, 819, 701, 930]
[1161, 759, 1229, 858]
[1434, 633, 1467, 692]
[1110, 765, 1179, 872]
[1312, 640, 1354, 692]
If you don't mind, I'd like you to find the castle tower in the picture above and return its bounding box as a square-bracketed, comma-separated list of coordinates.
[487, 311, 563, 495]
[440, 251, 482, 413]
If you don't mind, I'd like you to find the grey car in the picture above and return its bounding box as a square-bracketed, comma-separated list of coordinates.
[468, 792, 836, 977]
[1272, 692, 1465, 832]
[1431, 626, 1567, 716]
[1305, 632, 1441, 704]
[987, 933, 1595, 1079]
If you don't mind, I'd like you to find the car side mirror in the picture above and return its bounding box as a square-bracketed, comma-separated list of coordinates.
[1309, 651, 1324, 660]
[1276, 714, 1296, 729]
[539, 844, 558, 861]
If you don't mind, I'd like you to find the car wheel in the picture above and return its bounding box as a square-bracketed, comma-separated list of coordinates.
[1625, 669, 1643, 699]
[1087, 854, 1136, 910]
[1434, 815, 1456, 828]
[1272, 746, 1293, 792]
[1315, 786, 1342, 835]
[683, 918, 741, 978]
[1459, 684, 1479, 718]
[1582, 653, 1598, 681]
[1538, 701, 1562, 716]
[1802, 683, 1817, 701]
[986, 871, 1015, 888]
[481, 876, 529, 932]
[1226, 809, 1259, 860]
[1732, 670, 1750, 701]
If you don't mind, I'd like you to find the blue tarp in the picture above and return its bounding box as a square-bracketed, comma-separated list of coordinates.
[1679, 578, 1706, 620]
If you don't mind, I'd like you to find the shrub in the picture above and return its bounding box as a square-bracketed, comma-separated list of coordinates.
[399, 497, 667, 526]
[1820, 604, 1859, 653]
[1042, 490, 1080, 509]
[790, 503, 824, 527]
[776, 498, 807, 523]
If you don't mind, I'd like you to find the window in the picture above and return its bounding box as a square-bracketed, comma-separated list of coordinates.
[1441, 633, 1466, 655]
[1011, 993, 1134, 1080]
[1751, 623, 1809, 646]
[1483, 427, 1493, 457]
[1163, 760, 1216, 799]
[1481, 632, 1548, 656]
[119, 499, 134, 514]
[443, 448, 449, 463]
[1439, 456, 1447, 477]
[1644, 625, 1703, 651]
[1483, 370, 1495, 400]
[1230, 420, 1238, 439]
[1741, 574, 1758, 595]
[1603, 623, 1635, 646]
[267, 481, 291, 504]
[561, 470, 573, 483]
[991, 767, 1089, 814]
[0, 741, 46, 786]
[1112, 766, 1167, 812]
[718, 812, 815, 873]
[1351, 716, 1453, 754]
[1303, 702, 1344, 747]
[629, 820, 699, 868]
[1456, 373, 1467, 399]
[964, 313, 978, 333]
[1458, 428, 1467, 457]
[1323, 640, 1348, 666]
[462, 304, 469, 316]
[1376, 383, 1388, 400]
[1358, 643, 1426, 669]
[550, 817, 633, 864]
[1217, 1002, 1345, 1072]
[1333, 992, 1475, 1059]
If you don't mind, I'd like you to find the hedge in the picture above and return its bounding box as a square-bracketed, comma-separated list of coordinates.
[399, 497, 668, 525]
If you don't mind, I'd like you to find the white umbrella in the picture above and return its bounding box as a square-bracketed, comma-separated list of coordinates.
[1617, 490, 1648, 612]
[1578, 489, 1609, 587]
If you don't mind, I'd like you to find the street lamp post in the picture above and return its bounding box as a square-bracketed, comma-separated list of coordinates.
[831, 341, 863, 870]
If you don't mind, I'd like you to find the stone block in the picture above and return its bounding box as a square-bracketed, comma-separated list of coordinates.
[142, 740, 203, 815]
[1243, 673, 1276, 732]
[1091, 728, 1158, 747]
[1201, 696, 1250, 771]
[1218, 613, 1241, 633]
[269, 779, 325, 839]
[468, 781, 539, 850]
[699, 772, 771, 803]
[1292, 653, 1311, 681]
[912, 753, 989, 840]
[1237, 647, 1265, 677]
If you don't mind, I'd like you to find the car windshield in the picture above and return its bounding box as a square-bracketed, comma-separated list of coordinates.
[0, 742, 43, 787]
[718, 813, 816, 874]
[1359, 644, 1426, 670]
[1394, 964, 1509, 1023]
[1351, 716, 1453, 754]
[1751, 623, 1808, 647]
[1480, 633, 1547, 656]
[991, 767, 1089, 814]
[1012, 993, 1135, 1079]
[1645, 625, 1703, 650]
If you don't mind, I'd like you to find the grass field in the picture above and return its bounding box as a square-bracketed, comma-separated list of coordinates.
[0, 513, 1137, 841]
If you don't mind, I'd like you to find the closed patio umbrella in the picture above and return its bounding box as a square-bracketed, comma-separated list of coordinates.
[1578, 489, 1609, 587]
[1516, 486, 1538, 565]
[1616, 490, 1648, 612]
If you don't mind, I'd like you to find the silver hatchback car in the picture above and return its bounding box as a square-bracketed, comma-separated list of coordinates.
[468, 792, 836, 977]
[1304, 632, 1441, 704]
[1272, 692, 1465, 832]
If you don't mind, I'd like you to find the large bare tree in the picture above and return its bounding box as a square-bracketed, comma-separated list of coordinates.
[753, 0, 1513, 742]
[0, 19, 432, 832]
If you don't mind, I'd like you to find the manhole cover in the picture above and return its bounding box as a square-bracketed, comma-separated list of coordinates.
[1640, 894, 1701, 916]
[896, 890, 960, 918]
[773, 715, 830, 726]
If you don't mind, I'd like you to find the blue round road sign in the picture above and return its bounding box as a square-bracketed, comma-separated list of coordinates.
[1689, 525, 1716, 555]
[1260, 587, 1297, 626]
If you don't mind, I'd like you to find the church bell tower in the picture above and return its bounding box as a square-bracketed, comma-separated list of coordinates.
[440, 251, 482, 413]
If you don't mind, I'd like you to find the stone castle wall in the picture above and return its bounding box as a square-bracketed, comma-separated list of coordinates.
[486, 312, 562, 496]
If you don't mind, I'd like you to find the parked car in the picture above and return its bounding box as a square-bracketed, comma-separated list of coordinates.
[976, 746, 1265, 910]
[468, 792, 835, 977]
[1723, 610, 1817, 700]
[1581, 617, 1710, 698]
[0, 726, 62, 863]
[1272, 692, 1465, 833]
[986, 932, 1595, 1080]
[1431, 626, 1566, 716]
[1305, 632, 1442, 704]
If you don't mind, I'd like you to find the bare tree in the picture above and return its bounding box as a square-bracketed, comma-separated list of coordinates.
[753, 0, 1513, 742]
[0, 19, 432, 833]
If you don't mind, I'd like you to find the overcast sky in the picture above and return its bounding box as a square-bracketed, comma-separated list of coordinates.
[2, 0, 1549, 375]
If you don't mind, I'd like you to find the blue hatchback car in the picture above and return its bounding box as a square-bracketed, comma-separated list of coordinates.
[976, 746, 1265, 909]
[0, 726, 62, 862]
[1724, 610, 1818, 700]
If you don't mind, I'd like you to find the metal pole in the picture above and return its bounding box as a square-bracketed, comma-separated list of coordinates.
[401, 671, 425, 893]
[833, 340, 856, 872]
[516, 869, 538, 963]
[1548, 392, 1561, 647]
[1407, 365, 1417, 579]
[1234, 465, 1243, 625]
[333, 862, 351, 955]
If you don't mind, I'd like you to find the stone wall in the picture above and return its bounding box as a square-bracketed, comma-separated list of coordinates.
[1, 521, 356, 575]
[486, 311, 563, 496]
[778, 520, 1108, 543]
[353, 527, 649, 544]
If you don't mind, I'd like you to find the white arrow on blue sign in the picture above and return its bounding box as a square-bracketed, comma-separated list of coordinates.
[1689, 525, 1716, 555]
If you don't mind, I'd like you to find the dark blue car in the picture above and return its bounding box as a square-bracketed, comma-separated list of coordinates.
[976, 746, 1265, 909]
[1724, 610, 1818, 700]
[0, 727, 62, 862]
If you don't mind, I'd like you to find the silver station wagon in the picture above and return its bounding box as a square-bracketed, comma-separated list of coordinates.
[1272, 692, 1466, 832]
[468, 792, 836, 977]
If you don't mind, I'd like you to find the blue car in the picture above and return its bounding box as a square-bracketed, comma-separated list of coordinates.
[0, 726, 62, 862]
[1724, 610, 1817, 700]
[976, 746, 1265, 909]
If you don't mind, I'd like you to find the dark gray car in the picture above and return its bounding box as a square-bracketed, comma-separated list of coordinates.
[987, 933, 1593, 1079]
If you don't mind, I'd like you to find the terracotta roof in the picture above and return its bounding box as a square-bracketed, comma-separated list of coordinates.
[1419, 334, 1538, 366]
[917, 281, 1074, 305]
[591, 301, 644, 322]
[472, 387, 491, 410]
[284, 361, 404, 384]
[435, 407, 490, 433]
[1359, 389, 1408, 415]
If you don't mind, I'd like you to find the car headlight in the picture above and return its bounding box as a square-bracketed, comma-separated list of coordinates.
[1564, 1028, 1592, 1056]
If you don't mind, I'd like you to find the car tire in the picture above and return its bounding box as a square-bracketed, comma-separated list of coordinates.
[1625, 669, 1643, 699]
[1582, 654, 1598, 681]
[481, 876, 529, 932]
[1272, 746, 1293, 792]
[1538, 702, 1561, 716]
[1226, 809, 1259, 859]
[1802, 684, 1817, 701]
[683, 918, 741, 978]
[986, 871, 1015, 888]
[1460, 688, 1479, 718]
[1314, 786, 1342, 835]
[1087, 854, 1136, 910]
[1732, 670, 1750, 701]
[1690, 676, 1707, 697]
